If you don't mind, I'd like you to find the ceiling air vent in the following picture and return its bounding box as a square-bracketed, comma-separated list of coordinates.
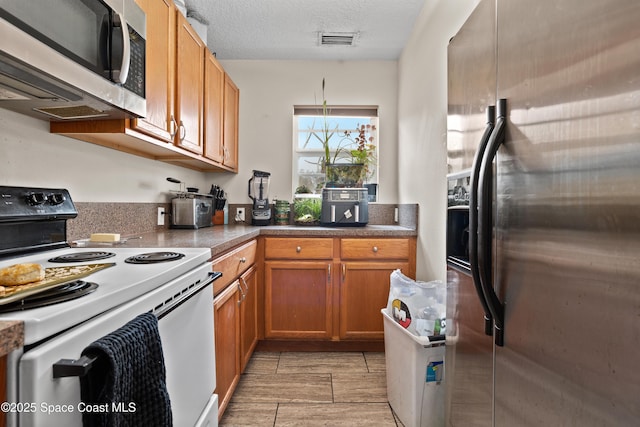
[318, 32, 359, 47]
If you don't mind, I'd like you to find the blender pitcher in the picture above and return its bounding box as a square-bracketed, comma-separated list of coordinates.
[247, 170, 271, 225]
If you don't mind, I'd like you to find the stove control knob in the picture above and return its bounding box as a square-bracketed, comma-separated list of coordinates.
[26, 192, 46, 205]
[48, 193, 66, 205]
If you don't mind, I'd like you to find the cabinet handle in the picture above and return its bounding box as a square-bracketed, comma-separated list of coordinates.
[372, 246, 378, 253]
[240, 276, 249, 292]
[296, 246, 302, 253]
[237, 282, 245, 305]
[178, 120, 186, 142]
[327, 264, 331, 282]
[169, 115, 178, 139]
[239, 257, 247, 263]
[342, 263, 346, 282]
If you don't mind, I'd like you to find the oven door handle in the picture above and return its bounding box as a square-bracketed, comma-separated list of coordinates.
[53, 354, 98, 378]
[469, 104, 496, 337]
[154, 270, 221, 320]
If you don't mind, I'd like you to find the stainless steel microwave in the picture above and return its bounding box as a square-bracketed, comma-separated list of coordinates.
[0, 0, 146, 120]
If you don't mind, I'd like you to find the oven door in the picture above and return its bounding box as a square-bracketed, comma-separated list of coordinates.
[6, 263, 218, 427]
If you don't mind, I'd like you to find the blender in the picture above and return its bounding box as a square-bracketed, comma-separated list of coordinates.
[247, 170, 271, 225]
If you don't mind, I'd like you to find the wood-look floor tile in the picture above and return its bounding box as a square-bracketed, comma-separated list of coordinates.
[332, 372, 388, 403]
[232, 373, 333, 403]
[275, 403, 397, 426]
[277, 352, 368, 374]
[244, 351, 280, 374]
[219, 402, 278, 427]
[364, 352, 386, 373]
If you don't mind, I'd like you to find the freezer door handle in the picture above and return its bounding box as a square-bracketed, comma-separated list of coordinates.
[469, 104, 496, 337]
[478, 98, 507, 346]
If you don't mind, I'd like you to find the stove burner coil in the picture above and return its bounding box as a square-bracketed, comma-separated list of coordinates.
[124, 251, 186, 264]
[48, 252, 116, 263]
[0, 281, 98, 312]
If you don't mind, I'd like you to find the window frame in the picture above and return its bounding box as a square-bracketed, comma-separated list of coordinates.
[292, 105, 379, 197]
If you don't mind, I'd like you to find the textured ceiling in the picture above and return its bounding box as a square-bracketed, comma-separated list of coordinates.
[184, 0, 425, 60]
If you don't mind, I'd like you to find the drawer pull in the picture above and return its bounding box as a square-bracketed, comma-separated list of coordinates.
[296, 246, 302, 253]
[373, 246, 379, 253]
[240, 257, 247, 263]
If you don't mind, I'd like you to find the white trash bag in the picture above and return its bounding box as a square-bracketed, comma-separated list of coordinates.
[387, 269, 446, 337]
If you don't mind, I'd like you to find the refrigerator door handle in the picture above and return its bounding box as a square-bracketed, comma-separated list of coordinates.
[469, 104, 496, 336]
[478, 98, 507, 347]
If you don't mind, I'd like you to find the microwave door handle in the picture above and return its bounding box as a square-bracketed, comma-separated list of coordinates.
[477, 98, 507, 347]
[112, 13, 131, 84]
[469, 105, 495, 337]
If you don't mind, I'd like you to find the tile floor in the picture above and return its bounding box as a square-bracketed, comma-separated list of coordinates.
[219, 351, 405, 426]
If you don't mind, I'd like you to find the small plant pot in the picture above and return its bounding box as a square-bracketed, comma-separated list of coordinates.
[293, 195, 322, 225]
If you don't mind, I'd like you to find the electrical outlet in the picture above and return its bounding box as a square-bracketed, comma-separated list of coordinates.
[236, 207, 245, 222]
[157, 207, 165, 225]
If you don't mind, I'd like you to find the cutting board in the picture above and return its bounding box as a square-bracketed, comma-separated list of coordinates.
[0, 263, 115, 304]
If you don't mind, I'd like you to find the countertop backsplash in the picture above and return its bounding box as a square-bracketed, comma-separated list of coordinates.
[67, 202, 417, 242]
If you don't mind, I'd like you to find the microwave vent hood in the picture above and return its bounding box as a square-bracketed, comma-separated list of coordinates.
[0, 9, 145, 121]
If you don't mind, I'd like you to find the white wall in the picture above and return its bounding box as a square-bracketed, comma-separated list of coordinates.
[1, 61, 398, 205]
[0, 108, 209, 203]
[397, 0, 479, 281]
[211, 60, 398, 203]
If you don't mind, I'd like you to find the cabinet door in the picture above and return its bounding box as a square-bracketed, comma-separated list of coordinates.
[264, 260, 333, 339]
[222, 74, 239, 170]
[340, 261, 409, 340]
[213, 281, 240, 417]
[239, 266, 258, 372]
[132, 0, 174, 142]
[203, 51, 224, 163]
[175, 12, 204, 155]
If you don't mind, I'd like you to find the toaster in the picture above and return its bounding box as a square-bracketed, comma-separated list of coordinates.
[171, 196, 213, 229]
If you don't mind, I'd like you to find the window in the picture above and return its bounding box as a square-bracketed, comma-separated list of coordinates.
[292, 105, 378, 198]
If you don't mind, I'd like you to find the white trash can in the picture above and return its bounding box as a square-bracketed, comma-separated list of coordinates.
[382, 308, 445, 427]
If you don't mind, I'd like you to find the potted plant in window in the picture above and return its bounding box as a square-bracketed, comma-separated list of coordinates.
[311, 79, 376, 188]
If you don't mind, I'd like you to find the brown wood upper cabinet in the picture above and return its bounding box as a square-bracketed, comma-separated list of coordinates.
[130, 0, 174, 142]
[50, 1, 238, 173]
[204, 53, 238, 170]
[174, 11, 204, 155]
[204, 52, 225, 163]
[222, 74, 239, 170]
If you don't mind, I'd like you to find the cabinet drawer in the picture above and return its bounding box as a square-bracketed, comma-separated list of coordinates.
[213, 240, 257, 295]
[264, 237, 333, 259]
[341, 238, 409, 260]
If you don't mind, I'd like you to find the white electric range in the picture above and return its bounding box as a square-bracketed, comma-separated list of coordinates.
[0, 186, 219, 427]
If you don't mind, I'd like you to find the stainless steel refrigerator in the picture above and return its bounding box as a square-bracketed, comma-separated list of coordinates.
[445, 0, 640, 426]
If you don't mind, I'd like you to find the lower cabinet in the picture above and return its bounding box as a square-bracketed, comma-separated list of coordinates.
[340, 261, 409, 340]
[263, 237, 416, 342]
[213, 280, 240, 418]
[239, 266, 258, 372]
[212, 240, 258, 419]
[264, 260, 333, 339]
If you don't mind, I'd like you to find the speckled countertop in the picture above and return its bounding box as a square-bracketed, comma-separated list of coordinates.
[0, 320, 24, 357]
[0, 224, 416, 353]
[72, 224, 417, 258]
